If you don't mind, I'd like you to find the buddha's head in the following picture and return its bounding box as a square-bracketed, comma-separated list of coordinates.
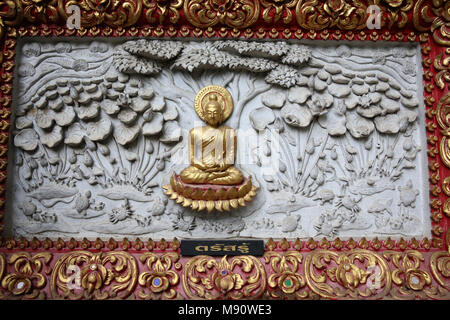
[203, 94, 224, 127]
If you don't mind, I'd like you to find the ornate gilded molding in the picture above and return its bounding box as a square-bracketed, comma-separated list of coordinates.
[304, 249, 392, 299]
[138, 252, 182, 299]
[295, 0, 368, 31]
[50, 251, 138, 299]
[144, 0, 183, 24]
[261, 0, 298, 24]
[0, 0, 448, 301]
[58, 0, 143, 27]
[182, 255, 267, 299]
[436, 93, 450, 168]
[433, 49, 450, 90]
[184, 0, 261, 29]
[264, 251, 307, 298]
[0, 247, 446, 299]
[414, 0, 450, 46]
[0, 0, 444, 37]
[0, 252, 52, 299]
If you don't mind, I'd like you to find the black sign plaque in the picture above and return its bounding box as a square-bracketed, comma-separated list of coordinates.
[180, 240, 264, 256]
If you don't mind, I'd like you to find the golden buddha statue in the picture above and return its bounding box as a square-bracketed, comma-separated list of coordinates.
[163, 85, 257, 212]
[180, 92, 244, 185]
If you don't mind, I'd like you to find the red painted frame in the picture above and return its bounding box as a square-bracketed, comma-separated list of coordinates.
[0, 0, 448, 300]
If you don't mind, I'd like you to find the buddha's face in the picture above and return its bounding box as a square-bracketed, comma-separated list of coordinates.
[204, 102, 223, 127]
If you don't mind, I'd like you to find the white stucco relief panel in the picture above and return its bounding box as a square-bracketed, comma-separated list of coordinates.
[4, 39, 431, 240]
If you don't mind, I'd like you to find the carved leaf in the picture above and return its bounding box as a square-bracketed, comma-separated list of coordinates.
[86, 118, 112, 142]
[250, 106, 275, 131]
[35, 109, 54, 129]
[14, 129, 39, 151]
[142, 112, 164, 136]
[262, 89, 286, 109]
[281, 103, 312, 128]
[40, 125, 63, 148]
[75, 103, 100, 120]
[374, 114, 400, 134]
[114, 122, 140, 145]
[64, 123, 85, 146]
[15, 116, 33, 129]
[54, 106, 76, 127]
[118, 109, 138, 125]
[318, 109, 346, 136]
[160, 121, 181, 143]
[346, 112, 374, 138]
[101, 100, 120, 115]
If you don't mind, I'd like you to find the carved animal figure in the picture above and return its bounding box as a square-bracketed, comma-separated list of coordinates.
[313, 189, 335, 205]
[73, 191, 92, 215]
[368, 198, 393, 215]
[336, 195, 362, 213]
[398, 180, 419, 208]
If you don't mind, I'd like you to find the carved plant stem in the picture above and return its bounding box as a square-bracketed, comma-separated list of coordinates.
[37, 142, 57, 182]
[141, 141, 161, 186]
[296, 126, 302, 180]
[137, 138, 149, 175]
[56, 144, 68, 180]
[16, 154, 30, 192]
[93, 146, 114, 180]
[333, 154, 347, 179]
[113, 138, 126, 180]
[133, 135, 146, 181]
[279, 133, 297, 191]
[387, 133, 404, 177]
[301, 134, 329, 193]
[346, 133, 363, 176]
[296, 119, 316, 192]
[142, 166, 159, 187]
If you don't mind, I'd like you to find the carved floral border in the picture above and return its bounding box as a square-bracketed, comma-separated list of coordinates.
[0, 0, 448, 299]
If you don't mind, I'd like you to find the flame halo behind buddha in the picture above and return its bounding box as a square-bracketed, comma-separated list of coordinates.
[163, 85, 258, 212]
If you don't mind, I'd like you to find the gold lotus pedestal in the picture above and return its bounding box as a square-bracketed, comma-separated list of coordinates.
[163, 173, 258, 212]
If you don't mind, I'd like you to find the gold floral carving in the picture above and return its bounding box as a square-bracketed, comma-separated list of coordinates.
[414, 0, 450, 46]
[58, 0, 143, 27]
[295, 0, 368, 31]
[381, 0, 414, 28]
[443, 177, 450, 196]
[264, 251, 307, 298]
[182, 255, 266, 299]
[1, 252, 52, 299]
[138, 252, 181, 299]
[430, 229, 450, 289]
[144, 0, 183, 24]
[384, 251, 431, 290]
[261, 0, 298, 24]
[0, 0, 22, 39]
[436, 93, 450, 168]
[184, 0, 260, 28]
[434, 49, 450, 90]
[304, 250, 391, 299]
[50, 251, 137, 299]
[22, 0, 59, 23]
[384, 250, 449, 298]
